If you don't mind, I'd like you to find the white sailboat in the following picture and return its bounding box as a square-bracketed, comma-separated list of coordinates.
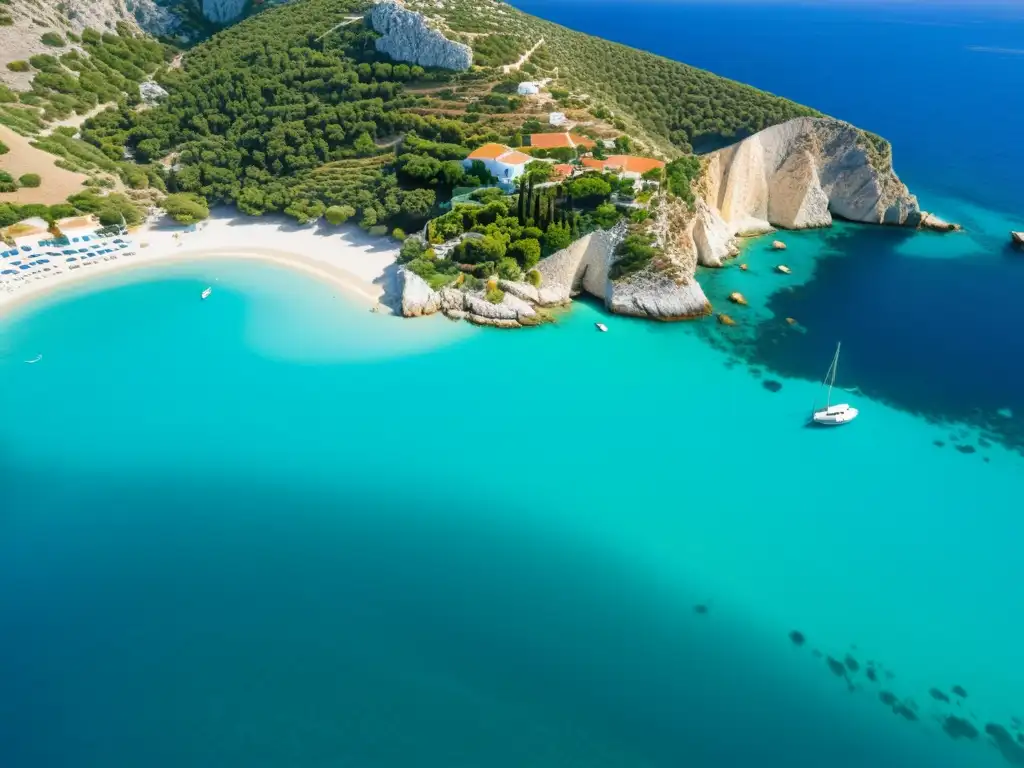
[201, 287, 212, 300]
[812, 342, 859, 426]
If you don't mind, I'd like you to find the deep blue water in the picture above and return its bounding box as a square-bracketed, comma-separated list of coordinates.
[512, 0, 1024, 451]
[3, 3, 1024, 768]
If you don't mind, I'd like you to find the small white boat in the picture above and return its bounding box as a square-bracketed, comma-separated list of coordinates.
[25, 354, 42, 364]
[201, 287, 212, 300]
[595, 323, 608, 332]
[812, 342, 859, 426]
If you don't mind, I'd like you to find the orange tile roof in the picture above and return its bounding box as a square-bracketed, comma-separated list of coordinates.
[499, 150, 532, 166]
[529, 132, 572, 149]
[606, 155, 665, 174]
[467, 143, 513, 160]
[581, 157, 607, 171]
[568, 134, 597, 149]
[552, 164, 574, 177]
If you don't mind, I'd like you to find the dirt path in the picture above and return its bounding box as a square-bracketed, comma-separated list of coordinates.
[41, 101, 115, 138]
[316, 15, 364, 42]
[502, 37, 545, 75]
[0, 125, 89, 205]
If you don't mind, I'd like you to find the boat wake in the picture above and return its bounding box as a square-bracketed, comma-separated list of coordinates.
[25, 354, 42, 364]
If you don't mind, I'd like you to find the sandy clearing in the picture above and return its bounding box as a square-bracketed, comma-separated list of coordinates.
[0, 124, 90, 205]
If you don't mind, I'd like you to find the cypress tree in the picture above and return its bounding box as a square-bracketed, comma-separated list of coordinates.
[527, 177, 535, 222]
[548, 195, 555, 227]
[517, 177, 526, 224]
[534, 194, 542, 228]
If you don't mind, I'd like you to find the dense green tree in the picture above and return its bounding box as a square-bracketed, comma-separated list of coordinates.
[325, 204, 356, 225]
[543, 222, 572, 253]
[164, 192, 210, 224]
[19, 174, 42, 188]
[508, 237, 541, 269]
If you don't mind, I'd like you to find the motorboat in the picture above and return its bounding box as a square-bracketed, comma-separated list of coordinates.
[595, 323, 608, 332]
[201, 287, 212, 300]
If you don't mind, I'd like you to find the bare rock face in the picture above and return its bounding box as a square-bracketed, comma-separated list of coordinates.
[139, 80, 169, 104]
[133, 0, 182, 36]
[691, 199, 739, 267]
[398, 268, 440, 317]
[703, 117, 946, 231]
[767, 149, 832, 229]
[535, 224, 625, 303]
[608, 271, 711, 320]
[202, 0, 246, 24]
[370, 1, 472, 71]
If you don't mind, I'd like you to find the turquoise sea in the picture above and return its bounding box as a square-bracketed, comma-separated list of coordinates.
[3, 2, 1024, 767]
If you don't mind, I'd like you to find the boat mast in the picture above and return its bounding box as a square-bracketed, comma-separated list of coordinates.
[827, 342, 841, 408]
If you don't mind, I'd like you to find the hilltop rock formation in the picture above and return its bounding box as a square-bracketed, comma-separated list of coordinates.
[701, 117, 953, 233]
[370, 1, 473, 71]
[202, 0, 247, 24]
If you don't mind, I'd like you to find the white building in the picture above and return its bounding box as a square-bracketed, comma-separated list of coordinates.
[464, 143, 532, 186]
[517, 81, 540, 96]
[549, 111, 567, 127]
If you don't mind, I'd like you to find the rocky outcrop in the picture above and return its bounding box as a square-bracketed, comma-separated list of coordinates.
[139, 80, 169, 104]
[133, 0, 182, 36]
[370, 1, 473, 71]
[535, 225, 624, 303]
[202, 0, 246, 24]
[398, 270, 538, 327]
[1013, 231, 1024, 248]
[609, 272, 711, 320]
[398, 268, 440, 317]
[702, 117, 953, 232]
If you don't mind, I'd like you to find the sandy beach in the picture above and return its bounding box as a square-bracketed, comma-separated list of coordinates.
[0, 209, 401, 316]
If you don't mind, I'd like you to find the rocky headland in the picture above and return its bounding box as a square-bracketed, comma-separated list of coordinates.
[370, 0, 473, 71]
[400, 117, 959, 328]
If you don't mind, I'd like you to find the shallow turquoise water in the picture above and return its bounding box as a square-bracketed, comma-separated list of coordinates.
[2, 254, 1022, 766]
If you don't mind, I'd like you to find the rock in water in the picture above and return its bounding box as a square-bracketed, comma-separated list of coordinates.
[398, 268, 440, 317]
[202, 0, 246, 24]
[728, 291, 747, 305]
[717, 313, 736, 326]
[370, 1, 473, 71]
[772, 240, 788, 250]
[1012, 231, 1024, 248]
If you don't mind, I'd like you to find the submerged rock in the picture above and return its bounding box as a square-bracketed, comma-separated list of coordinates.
[717, 313, 736, 326]
[1013, 231, 1024, 247]
[693, 604, 709, 615]
[788, 630, 806, 646]
[762, 380, 782, 393]
[826, 657, 847, 678]
[728, 291, 748, 305]
[952, 685, 969, 698]
[943, 716, 979, 740]
[930, 688, 952, 703]
[879, 691, 898, 707]
[844, 654, 860, 673]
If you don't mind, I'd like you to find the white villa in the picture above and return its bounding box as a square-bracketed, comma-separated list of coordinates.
[1, 214, 135, 289]
[517, 81, 540, 96]
[464, 143, 532, 186]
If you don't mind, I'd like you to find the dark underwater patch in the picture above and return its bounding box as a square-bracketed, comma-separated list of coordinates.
[762, 379, 783, 392]
[788, 630, 805, 646]
[943, 715, 979, 740]
[695, 222, 1024, 455]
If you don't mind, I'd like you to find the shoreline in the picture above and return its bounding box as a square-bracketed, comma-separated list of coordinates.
[0, 211, 400, 318]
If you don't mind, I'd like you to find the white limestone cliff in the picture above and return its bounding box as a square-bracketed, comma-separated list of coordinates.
[370, 1, 473, 71]
[701, 117, 952, 233]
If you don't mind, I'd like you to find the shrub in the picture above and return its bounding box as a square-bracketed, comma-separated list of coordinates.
[41, 32, 65, 47]
[398, 236, 425, 264]
[594, 202, 620, 228]
[508, 237, 541, 269]
[0, 84, 16, 103]
[163, 192, 209, 225]
[368, 224, 389, 237]
[527, 269, 542, 287]
[610, 233, 659, 280]
[6, 60, 30, 72]
[543, 222, 572, 253]
[18, 173, 41, 188]
[485, 286, 505, 304]
[0, 139, 8, 155]
[497, 257, 522, 281]
[324, 204, 355, 225]
[392, 227, 407, 241]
